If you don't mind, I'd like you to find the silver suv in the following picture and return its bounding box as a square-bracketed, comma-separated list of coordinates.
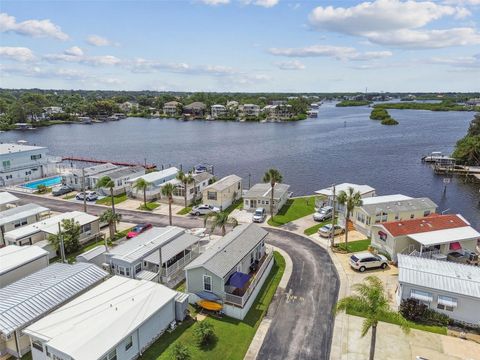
[349, 252, 388, 272]
[313, 206, 333, 222]
[252, 208, 266, 223]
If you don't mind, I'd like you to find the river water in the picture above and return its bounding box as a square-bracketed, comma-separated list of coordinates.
[1, 102, 479, 227]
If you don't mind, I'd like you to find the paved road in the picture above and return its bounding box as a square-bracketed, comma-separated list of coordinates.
[258, 228, 340, 360]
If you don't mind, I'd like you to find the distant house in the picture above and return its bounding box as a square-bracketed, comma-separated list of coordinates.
[119, 101, 138, 112]
[239, 104, 260, 117]
[171, 171, 213, 206]
[185, 223, 273, 319]
[127, 167, 179, 201]
[24, 276, 182, 360]
[90, 166, 145, 196]
[243, 183, 290, 214]
[0, 192, 20, 211]
[0, 263, 108, 358]
[211, 104, 227, 119]
[397, 254, 480, 326]
[0, 203, 50, 246]
[0, 245, 49, 287]
[202, 175, 242, 210]
[371, 214, 480, 261]
[163, 101, 182, 116]
[262, 104, 293, 119]
[352, 195, 437, 237]
[183, 102, 207, 118]
[226, 100, 239, 109]
[62, 163, 118, 191]
[105, 226, 201, 285]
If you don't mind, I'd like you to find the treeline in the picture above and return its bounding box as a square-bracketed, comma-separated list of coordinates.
[453, 113, 480, 165]
[336, 100, 372, 107]
[374, 100, 472, 112]
[370, 108, 399, 126]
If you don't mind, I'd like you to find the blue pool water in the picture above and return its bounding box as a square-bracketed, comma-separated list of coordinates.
[22, 176, 62, 189]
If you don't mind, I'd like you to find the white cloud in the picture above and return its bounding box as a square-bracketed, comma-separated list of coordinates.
[427, 54, 480, 67]
[200, 0, 230, 5]
[0, 46, 36, 62]
[64, 46, 84, 57]
[443, 0, 480, 5]
[86, 34, 117, 47]
[275, 60, 306, 70]
[44, 48, 122, 66]
[268, 44, 392, 61]
[0, 12, 68, 40]
[242, 0, 279, 8]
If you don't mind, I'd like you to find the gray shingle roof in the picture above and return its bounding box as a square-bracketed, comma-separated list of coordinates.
[361, 197, 437, 215]
[185, 223, 268, 278]
[244, 183, 290, 200]
[0, 263, 108, 336]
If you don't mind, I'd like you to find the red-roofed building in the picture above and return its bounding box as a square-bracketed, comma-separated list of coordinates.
[371, 214, 480, 262]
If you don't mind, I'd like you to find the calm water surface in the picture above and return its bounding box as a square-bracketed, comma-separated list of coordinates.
[1, 102, 479, 227]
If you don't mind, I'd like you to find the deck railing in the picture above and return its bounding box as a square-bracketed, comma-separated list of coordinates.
[162, 249, 200, 278]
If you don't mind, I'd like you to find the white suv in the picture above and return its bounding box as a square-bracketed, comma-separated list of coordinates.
[349, 252, 388, 272]
[190, 204, 220, 216]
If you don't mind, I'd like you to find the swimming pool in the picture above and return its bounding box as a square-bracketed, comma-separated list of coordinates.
[21, 176, 62, 189]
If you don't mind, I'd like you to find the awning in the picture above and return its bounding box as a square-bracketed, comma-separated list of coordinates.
[226, 272, 251, 289]
[438, 296, 458, 308]
[410, 289, 433, 302]
[196, 291, 221, 302]
[449, 242, 462, 251]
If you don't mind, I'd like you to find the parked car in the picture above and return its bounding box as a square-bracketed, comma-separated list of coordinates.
[76, 191, 98, 202]
[190, 204, 220, 216]
[127, 223, 153, 239]
[313, 206, 333, 222]
[349, 252, 388, 272]
[318, 224, 344, 237]
[252, 208, 267, 223]
[52, 185, 73, 196]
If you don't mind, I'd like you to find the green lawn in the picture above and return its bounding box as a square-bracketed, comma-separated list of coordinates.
[337, 239, 371, 253]
[267, 196, 316, 227]
[304, 219, 333, 236]
[177, 206, 192, 215]
[174, 280, 186, 292]
[141, 252, 286, 360]
[63, 193, 76, 200]
[224, 198, 244, 215]
[138, 202, 160, 211]
[96, 193, 127, 205]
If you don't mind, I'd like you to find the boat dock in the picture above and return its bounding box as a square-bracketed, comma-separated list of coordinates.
[62, 156, 156, 170]
[433, 164, 480, 176]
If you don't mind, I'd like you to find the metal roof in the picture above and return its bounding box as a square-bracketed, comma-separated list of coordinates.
[361, 197, 437, 215]
[0, 192, 19, 206]
[361, 194, 412, 205]
[128, 167, 179, 184]
[76, 245, 107, 262]
[67, 163, 118, 177]
[0, 203, 50, 227]
[0, 245, 49, 276]
[93, 166, 144, 180]
[0, 263, 108, 336]
[315, 183, 375, 197]
[398, 255, 480, 298]
[244, 183, 290, 200]
[193, 172, 213, 183]
[203, 175, 242, 192]
[0, 143, 46, 155]
[143, 232, 199, 265]
[185, 223, 268, 278]
[408, 226, 480, 246]
[23, 276, 177, 360]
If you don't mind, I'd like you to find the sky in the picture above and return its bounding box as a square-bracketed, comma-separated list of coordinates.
[0, 0, 479, 92]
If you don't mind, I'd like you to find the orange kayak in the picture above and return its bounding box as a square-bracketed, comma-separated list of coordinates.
[197, 300, 223, 311]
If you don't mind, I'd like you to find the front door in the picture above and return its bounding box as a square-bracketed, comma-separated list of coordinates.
[251, 200, 256, 209]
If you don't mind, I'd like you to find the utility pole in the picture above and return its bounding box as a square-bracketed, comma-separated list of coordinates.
[82, 168, 87, 213]
[58, 222, 66, 263]
[248, 173, 251, 189]
[157, 246, 163, 284]
[330, 184, 336, 248]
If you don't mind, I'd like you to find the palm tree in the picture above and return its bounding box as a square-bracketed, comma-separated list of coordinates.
[96, 176, 116, 214]
[133, 178, 151, 208]
[161, 183, 175, 225]
[336, 276, 410, 360]
[204, 211, 238, 236]
[262, 168, 283, 220]
[100, 209, 121, 248]
[336, 187, 363, 249]
[176, 171, 195, 208]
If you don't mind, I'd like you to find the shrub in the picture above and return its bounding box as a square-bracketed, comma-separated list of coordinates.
[36, 184, 48, 194]
[171, 343, 190, 360]
[381, 116, 399, 125]
[370, 108, 389, 120]
[400, 298, 450, 326]
[194, 320, 216, 347]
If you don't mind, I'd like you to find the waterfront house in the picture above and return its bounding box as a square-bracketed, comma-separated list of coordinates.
[90, 166, 145, 196]
[163, 101, 182, 116]
[171, 171, 213, 206]
[397, 254, 480, 326]
[243, 183, 290, 214]
[0, 203, 50, 246]
[183, 102, 207, 119]
[185, 223, 273, 319]
[352, 195, 437, 237]
[0, 263, 108, 358]
[202, 175, 242, 211]
[42, 106, 63, 119]
[105, 226, 201, 286]
[4, 211, 101, 248]
[119, 101, 138, 112]
[262, 104, 293, 119]
[371, 214, 480, 262]
[0, 245, 49, 287]
[0, 192, 20, 211]
[211, 104, 227, 119]
[239, 104, 260, 118]
[126, 167, 179, 201]
[226, 100, 239, 109]
[61, 163, 118, 191]
[24, 276, 180, 360]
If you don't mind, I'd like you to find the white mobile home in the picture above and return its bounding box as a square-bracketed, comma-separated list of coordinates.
[90, 166, 145, 196]
[243, 183, 290, 214]
[24, 276, 179, 360]
[171, 171, 213, 205]
[202, 174, 242, 211]
[0, 192, 20, 211]
[0, 263, 108, 358]
[61, 163, 118, 191]
[0, 245, 49, 288]
[127, 167, 179, 201]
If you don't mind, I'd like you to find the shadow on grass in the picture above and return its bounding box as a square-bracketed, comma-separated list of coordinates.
[198, 333, 218, 352]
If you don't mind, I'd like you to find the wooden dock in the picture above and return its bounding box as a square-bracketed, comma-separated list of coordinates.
[62, 156, 156, 170]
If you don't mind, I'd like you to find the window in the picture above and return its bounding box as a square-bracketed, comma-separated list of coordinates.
[125, 335, 133, 350]
[410, 289, 433, 304]
[237, 182, 241, 190]
[32, 340, 43, 352]
[250, 252, 255, 264]
[82, 223, 92, 233]
[394, 213, 399, 220]
[437, 295, 457, 311]
[207, 191, 217, 200]
[2, 160, 10, 169]
[410, 214, 415, 219]
[14, 218, 28, 228]
[424, 210, 431, 217]
[135, 263, 142, 274]
[107, 349, 117, 360]
[203, 275, 212, 292]
[31, 154, 42, 160]
[118, 266, 126, 276]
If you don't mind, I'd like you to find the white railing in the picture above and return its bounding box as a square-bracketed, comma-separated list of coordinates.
[163, 250, 200, 278]
[409, 249, 441, 259]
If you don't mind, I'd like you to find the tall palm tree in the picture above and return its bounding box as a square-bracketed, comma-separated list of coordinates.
[204, 211, 238, 236]
[176, 171, 195, 208]
[99, 209, 121, 248]
[336, 276, 410, 360]
[262, 168, 283, 220]
[133, 178, 151, 208]
[161, 183, 175, 225]
[96, 176, 116, 214]
[337, 187, 363, 249]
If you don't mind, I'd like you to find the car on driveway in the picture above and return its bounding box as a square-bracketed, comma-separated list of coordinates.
[318, 224, 344, 237]
[76, 191, 98, 202]
[52, 185, 73, 196]
[349, 252, 388, 272]
[190, 204, 220, 216]
[252, 208, 267, 223]
[127, 223, 153, 239]
[313, 206, 333, 222]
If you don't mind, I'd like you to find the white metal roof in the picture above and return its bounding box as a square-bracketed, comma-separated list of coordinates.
[408, 226, 480, 246]
[361, 194, 412, 205]
[144, 232, 199, 265]
[0, 203, 49, 227]
[76, 245, 107, 261]
[398, 255, 480, 298]
[0, 143, 46, 155]
[0, 263, 108, 336]
[244, 183, 290, 200]
[0, 192, 20, 206]
[0, 245, 49, 276]
[315, 183, 375, 197]
[203, 174, 242, 192]
[24, 276, 177, 360]
[4, 211, 98, 241]
[128, 167, 179, 184]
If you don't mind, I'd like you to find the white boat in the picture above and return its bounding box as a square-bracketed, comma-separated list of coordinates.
[422, 151, 455, 163]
